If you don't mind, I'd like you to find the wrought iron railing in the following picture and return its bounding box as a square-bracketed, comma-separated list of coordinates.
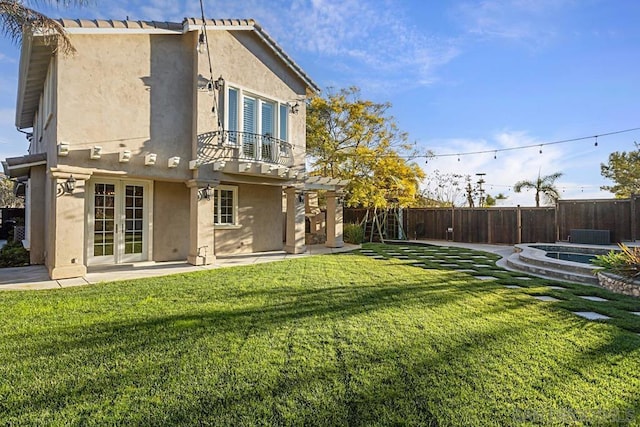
[196, 130, 293, 168]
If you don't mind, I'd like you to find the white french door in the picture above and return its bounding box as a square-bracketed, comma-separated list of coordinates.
[88, 179, 151, 265]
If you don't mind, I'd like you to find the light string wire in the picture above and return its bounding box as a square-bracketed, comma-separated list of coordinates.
[426, 127, 640, 160]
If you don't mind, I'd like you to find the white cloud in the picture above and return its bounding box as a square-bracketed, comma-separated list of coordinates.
[422, 130, 579, 206]
[453, 0, 574, 46]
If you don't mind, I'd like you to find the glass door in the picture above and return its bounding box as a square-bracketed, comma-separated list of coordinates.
[89, 180, 149, 265]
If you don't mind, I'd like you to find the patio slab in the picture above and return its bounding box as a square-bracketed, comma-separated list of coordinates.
[578, 296, 609, 302]
[533, 295, 561, 302]
[476, 276, 499, 281]
[573, 311, 611, 320]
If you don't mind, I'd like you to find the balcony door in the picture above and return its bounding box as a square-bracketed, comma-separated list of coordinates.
[88, 179, 151, 265]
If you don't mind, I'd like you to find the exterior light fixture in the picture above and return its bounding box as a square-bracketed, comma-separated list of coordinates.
[287, 102, 299, 114]
[199, 184, 214, 201]
[198, 32, 206, 54]
[297, 192, 305, 203]
[65, 175, 76, 194]
[214, 75, 225, 90]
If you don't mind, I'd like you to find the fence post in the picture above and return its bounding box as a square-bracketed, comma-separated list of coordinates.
[631, 194, 637, 241]
[516, 205, 522, 244]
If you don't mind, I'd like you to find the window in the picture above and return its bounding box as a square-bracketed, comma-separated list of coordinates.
[225, 85, 290, 161]
[214, 185, 238, 226]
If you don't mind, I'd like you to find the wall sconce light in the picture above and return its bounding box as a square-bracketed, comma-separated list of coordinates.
[214, 75, 225, 90]
[64, 175, 76, 194]
[297, 192, 305, 203]
[90, 145, 102, 160]
[119, 150, 131, 163]
[198, 183, 214, 201]
[287, 102, 299, 114]
[145, 153, 157, 166]
[198, 31, 206, 54]
[168, 156, 180, 168]
[57, 142, 70, 156]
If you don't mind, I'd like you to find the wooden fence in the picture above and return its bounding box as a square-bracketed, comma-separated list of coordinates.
[344, 195, 640, 245]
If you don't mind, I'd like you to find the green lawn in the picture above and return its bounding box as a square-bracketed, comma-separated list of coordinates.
[1, 243, 639, 425]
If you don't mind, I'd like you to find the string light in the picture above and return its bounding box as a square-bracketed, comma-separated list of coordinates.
[594, 135, 598, 147]
[424, 126, 640, 161]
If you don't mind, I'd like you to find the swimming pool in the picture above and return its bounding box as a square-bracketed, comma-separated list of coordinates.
[544, 251, 597, 264]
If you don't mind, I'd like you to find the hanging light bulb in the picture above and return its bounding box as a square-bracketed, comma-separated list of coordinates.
[594, 136, 598, 147]
[493, 151, 497, 159]
[539, 145, 543, 154]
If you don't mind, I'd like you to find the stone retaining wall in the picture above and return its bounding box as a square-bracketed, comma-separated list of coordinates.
[597, 272, 640, 297]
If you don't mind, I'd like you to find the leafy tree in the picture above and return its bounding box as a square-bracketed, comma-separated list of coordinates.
[484, 193, 507, 207]
[513, 171, 563, 207]
[306, 87, 425, 208]
[600, 143, 640, 198]
[1, 0, 88, 54]
[420, 170, 465, 207]
[0, 175, 23, 208]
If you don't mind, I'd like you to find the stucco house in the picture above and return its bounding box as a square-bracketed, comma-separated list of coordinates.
[4, 18, 345, 280]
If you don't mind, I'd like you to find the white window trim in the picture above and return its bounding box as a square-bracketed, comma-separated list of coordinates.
[224, 82, 290, 144]
[214, 185, 239, 229]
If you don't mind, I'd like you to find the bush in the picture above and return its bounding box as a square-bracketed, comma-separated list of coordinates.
[591, 243, 640, 279]
[343, 223, 364, 244]
[0, 240, 30, 268]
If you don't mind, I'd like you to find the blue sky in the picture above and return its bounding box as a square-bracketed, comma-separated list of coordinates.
[1, 0, 639, 206]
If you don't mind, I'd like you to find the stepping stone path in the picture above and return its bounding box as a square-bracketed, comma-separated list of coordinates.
[573, 311, 611, 320]
[578, 296, 609, 302]
[533, 295, 561, 302]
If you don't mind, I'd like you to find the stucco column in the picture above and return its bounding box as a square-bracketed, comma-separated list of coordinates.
[284, 186, 306, 254]
[48, 173, 89, 279]
[325, 191, 344, 248]
[187, 181, 215, 265]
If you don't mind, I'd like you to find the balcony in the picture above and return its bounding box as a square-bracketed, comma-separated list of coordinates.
[196, 130, 294, 169]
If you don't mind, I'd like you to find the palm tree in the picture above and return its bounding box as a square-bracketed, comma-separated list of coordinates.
[0, 0, 88, 54]
[513, 171, 563, 207]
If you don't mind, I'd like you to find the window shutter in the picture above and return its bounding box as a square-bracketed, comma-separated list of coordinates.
[279, 104, 288, 141]
[228, 88, 238, 132]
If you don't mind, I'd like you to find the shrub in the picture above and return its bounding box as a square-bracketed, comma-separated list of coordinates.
[0, 240, 30, 268]
[343, 223, 364, 244]
[591, 243, 640, 279]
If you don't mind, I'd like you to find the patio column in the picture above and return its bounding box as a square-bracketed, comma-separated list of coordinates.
[48, 170, 91, 279]
[187, 180, 215, 265]
[284, 186, 306, 254]
[325, 191, 344, 248]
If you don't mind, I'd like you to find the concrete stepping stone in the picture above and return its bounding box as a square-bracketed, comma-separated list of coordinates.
[412, 263, 427, 267]
[473, 264, 492, 268]
[514, 277, 532, 280]
[504, 285, 522, 289]
[533, 295, 560, 302]
[631, 312, 640, 316]
[573, 311, 611, 320]
[578, 296, 609, 302]
[440, 263, 459, 267]
[371, 256, 385, 259]
[547, 285, 566, 290]
[476, 276, 498, 281]
[456, 269, 476, 273]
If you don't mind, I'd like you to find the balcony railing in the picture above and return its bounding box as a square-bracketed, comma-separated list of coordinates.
[196, 130, 294, 168]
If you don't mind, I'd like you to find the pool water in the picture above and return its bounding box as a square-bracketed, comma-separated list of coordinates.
[545, 252, 596, 264]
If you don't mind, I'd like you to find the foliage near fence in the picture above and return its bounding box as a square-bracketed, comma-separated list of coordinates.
[345, 195, 640, 245]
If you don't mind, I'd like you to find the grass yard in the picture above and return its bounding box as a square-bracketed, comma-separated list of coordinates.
[1, 243, 640, 425]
